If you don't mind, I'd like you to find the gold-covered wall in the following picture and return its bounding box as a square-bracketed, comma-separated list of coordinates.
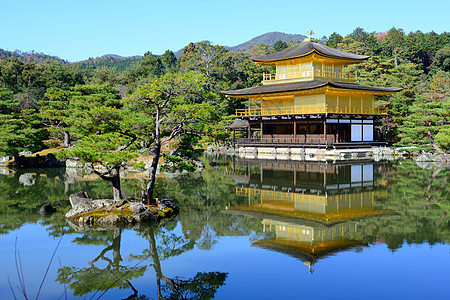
[242, 92, 381, 117]
[265, 59, 355, 84]
[262, 219, 356, 244]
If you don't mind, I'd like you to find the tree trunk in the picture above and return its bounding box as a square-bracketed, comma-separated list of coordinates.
[148, 228, 164, 299]
[111, 166, 123, 201]
[428, 130, 444, 154]
[112, 228, 122, 265]
[143, 106, 162, 205]
[142, 142, 161, 204]
[63, 131, 71, 147]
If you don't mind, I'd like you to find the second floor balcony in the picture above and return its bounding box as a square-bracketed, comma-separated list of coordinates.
[263, 68, 356, 84]
[235, 104, 387, 117]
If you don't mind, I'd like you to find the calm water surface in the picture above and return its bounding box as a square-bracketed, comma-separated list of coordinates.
[0, 157, 449, 299]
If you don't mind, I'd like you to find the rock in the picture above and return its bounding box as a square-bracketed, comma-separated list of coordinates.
[113, 200, 128, 208]
[415, 152, 433, 162]
[64, 168, 83, 184]
[415, 161, 433, 169]
[42, 153, 60, 168]
[66, 158, 83, 168]
[40, 203, 56, 214]
[69, 191, 91, 207]
[433, 154, 450, 162]
[156, 197, 179, 214]
[19, 173, 35, 186]
[78, 216, 94, 226]
[97, 215, 132, 224]
[66, 192, 117, 218]
[133, 210, 159, 223]
[0, 167, 12, 175]
[193, 159, 205, 168]
[209, 161, 219, 167]
[433, 154, 450, 168]
[129, 202, 148, 214]
[0, 156, 10, 164]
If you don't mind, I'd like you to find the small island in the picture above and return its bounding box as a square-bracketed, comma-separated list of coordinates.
[65, 191, 179, 228]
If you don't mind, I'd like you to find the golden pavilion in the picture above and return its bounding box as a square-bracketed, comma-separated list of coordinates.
[223, 38, 402, 148]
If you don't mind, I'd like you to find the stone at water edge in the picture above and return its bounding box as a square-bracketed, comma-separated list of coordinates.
[66, 191, 117, 218]
[156, 197, 180, 214]
[97, 215, 132, 225]
[133, 210, 159, 223]
[69, 191, 91, 207]
[40, 203, 56, 214]
[129, 202, 148, 214]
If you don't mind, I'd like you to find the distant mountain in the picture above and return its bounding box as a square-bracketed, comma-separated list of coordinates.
[0, 48, 65, 64]
[174, 31, 307, 58]
[76, 54, 142, 72]
[1, 32, 307, 69]
[227, 31, 307, 52]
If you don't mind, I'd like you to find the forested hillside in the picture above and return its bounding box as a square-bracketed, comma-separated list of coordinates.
[0, 27, 449, 159]
[0, 49, 65, 64]
[75, 55, 143, 73]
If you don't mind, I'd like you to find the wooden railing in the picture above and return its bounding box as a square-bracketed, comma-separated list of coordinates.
[234, 137, 387, 148]
[236, 137, 334, 147]
[235, 105, 387, 117]
[263, 68, 355, 82]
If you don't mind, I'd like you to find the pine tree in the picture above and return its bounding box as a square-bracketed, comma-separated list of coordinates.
[0, 88, 43, 158]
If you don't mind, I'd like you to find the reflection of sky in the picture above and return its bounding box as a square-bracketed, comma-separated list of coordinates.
[1, 223, 449, 299]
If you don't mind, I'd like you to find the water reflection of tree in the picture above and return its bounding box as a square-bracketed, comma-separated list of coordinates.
[57, 229, 147, 298]
[0, 168, 141, 235]
[136, 227, 227, 300]
[353, 161, 449, 249]
[156, 164, 264, 248]
[55, 224, 227, 299]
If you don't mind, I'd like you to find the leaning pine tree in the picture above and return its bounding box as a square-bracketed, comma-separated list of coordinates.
[125, 72, 216, 204]
[57, 85, 147, 201]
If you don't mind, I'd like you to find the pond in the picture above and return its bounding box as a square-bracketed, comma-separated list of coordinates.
[0, 156, 449, 299]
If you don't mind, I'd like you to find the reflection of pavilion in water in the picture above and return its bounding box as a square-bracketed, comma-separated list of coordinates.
[227, 159, 394, 273]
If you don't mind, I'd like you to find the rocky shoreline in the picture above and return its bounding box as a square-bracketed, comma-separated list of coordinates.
[66, 192, 179, 228]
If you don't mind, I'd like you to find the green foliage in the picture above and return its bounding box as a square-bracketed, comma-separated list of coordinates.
[126, 72, 218, 145]
[161, 50, 178, 73]
[2, 27, 450, 157]
[160, 271, 228, 300]
[326, 32, 343, 48]
[0, 48, 64, 64]
[59, 133, 138, 166]
[161, 154, 196, 172]
[397, 71, 450, 150]
[76, 55, 142, 73]
[0, 88, 44, 157]
[87, 66, 121, 85]
[430, 45, 450, 74]
[273, 40, 288, 52]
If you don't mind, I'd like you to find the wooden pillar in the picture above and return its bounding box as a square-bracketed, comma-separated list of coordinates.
[260, 120, 263, 140]
[293, 120, 297, 141]
[324, 119, 327, 143]
[260, 165, 263, 184]
[293, 164, 296, 186]
[307, 122, 310, 142]
[247, 125, 251, 139]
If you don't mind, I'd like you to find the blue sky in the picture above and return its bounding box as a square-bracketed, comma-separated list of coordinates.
[1, 0, 448, 62]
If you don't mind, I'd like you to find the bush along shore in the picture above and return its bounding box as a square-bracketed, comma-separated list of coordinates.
[66, 192, 179, 228]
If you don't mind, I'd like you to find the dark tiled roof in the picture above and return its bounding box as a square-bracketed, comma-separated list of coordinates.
[222, 80, 402, 96]
[252, 41, 370, 63]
